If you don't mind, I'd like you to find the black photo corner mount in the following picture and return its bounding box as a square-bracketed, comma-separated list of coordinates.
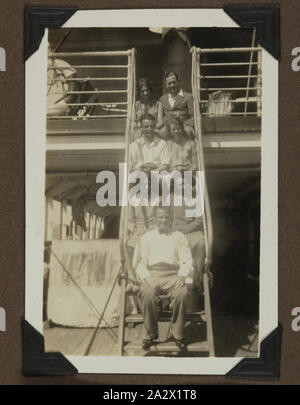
[223, 4, 280, 61]
[22, 320, 78, 376]
[24, 6, 78, 61]
[226, 325, 282, 380]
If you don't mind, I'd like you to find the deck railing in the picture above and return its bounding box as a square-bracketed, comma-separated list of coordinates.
[195, 42, 262, 117]
[47, 50, 132, 120]
[47, 41, 262, 123]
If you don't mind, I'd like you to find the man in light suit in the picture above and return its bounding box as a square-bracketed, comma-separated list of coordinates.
[159, 71, 195, 139]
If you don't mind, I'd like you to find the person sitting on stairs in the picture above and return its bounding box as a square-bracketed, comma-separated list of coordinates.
[135, 205, 193, 351]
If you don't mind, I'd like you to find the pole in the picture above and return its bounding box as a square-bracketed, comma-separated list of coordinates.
[84, 270, 120, 356]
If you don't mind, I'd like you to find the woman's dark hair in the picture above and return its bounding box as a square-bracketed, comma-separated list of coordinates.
[166, 117, 187, 139]
[137, 78, 153, 95]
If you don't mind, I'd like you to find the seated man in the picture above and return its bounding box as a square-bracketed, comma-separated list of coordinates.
[159, 71, 195, 139]
[129, 112, 170, 173]
[135, 206, 193, 350]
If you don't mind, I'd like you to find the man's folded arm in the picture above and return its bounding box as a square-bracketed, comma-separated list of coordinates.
[179, 216, 204, 234]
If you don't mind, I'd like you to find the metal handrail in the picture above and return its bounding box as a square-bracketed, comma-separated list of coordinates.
[199, 75, 260, 79]
[199, 87, 258, 91]
[66, 102, 128, 106]
[191, 47, 214, 266]
[50, 77, 128, 81]
[48, 114, 126, 119]
[47, 50, 131, 120]
[191, 41, 261, 264]
[197, 47, 261, 53]
[201, 112, 258, 116]
[200, 62, 261, 66]
[117, 48, 136, 356]
[51, 50, 132, 57]
[191, 46, 215, 356]
[199, 99, 258, 103]
[244, 28, 257, 115]
[48, 65, 129, 69]
[197, 39, 261, 117]
[50, 90, 128, 94]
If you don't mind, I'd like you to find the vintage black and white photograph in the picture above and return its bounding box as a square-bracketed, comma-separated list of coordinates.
[25, 9, 278, 374]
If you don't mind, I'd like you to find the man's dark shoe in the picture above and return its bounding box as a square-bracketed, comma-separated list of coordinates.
[142, 335, 158, 350]
[172, 337, 187, 352]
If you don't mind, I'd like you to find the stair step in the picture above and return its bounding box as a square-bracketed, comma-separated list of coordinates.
[125, 340, 209, 353]
[125, 311, 206, 324]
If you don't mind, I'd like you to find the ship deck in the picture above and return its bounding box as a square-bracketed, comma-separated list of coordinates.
[44, 312, 259, 357]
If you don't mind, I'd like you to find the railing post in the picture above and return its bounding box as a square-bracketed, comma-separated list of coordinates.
[257, 46, 262, 117]
[244, 28, 256, 116]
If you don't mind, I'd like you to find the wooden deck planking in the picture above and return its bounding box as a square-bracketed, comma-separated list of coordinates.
[55, 328, 86, 355]
[65, 328, 102, 355]
[89, 329, 115, 356]
[72, 329, 95, 356]
[44, 314, 259, 357]
[44, 327, 75, 352]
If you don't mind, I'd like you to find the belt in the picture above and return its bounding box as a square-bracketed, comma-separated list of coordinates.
[149, 263, 179, 271]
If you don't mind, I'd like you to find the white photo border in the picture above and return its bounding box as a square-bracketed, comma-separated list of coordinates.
[25, 8, 278, 375]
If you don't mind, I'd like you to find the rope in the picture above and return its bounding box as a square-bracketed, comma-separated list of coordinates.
[54, 29, 72, 53]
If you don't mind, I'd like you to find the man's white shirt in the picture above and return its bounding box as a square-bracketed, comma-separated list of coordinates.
[168, 88, 184, 108]
[129, 135, 170, 170]
[135, 228, 193, 280]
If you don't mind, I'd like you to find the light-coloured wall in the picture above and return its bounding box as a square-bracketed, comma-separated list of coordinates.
[44, 196, 103, 241]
